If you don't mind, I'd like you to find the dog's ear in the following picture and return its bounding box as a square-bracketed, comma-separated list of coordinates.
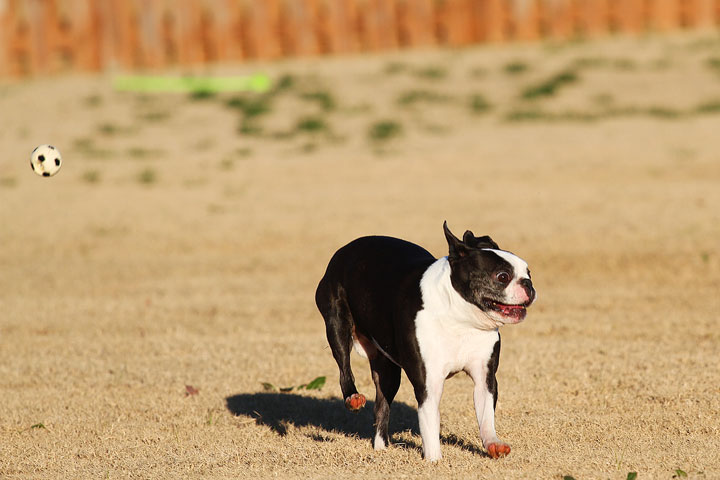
[462, 230, 499, 250]
[443, 221, 469, 258]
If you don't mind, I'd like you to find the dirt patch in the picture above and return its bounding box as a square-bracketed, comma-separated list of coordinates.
[1, 32, 719, 479]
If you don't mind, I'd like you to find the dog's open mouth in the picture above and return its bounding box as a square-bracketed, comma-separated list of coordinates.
[482, 299, 527, 322]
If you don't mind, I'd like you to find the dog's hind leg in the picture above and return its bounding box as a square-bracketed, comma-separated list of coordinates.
[316, 281, 366, 411]
[369, 354, 401, 450]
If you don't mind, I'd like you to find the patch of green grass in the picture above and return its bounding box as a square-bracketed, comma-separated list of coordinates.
[205, 408, 215, 426]
[413, 65, 447, 80]
[235, 147, 253, 157]
[261, 376, 326, 393]
[239, 120, 263, 136]
[571, 56, 609, 68]
[295, 115, 329, 134]
[84, 94, 103, 107]
[73, 137, 95, 150]
[468, 66, 488, 78]
[645, 106, 682, 119]
[226, 95, 273, 119]
[396, 89, 451, 107]
[650, 57, 673, 70]
[504, 108, 550, 122]
[695, 99, 720, 113]
[705, 56, 720, 71]
[219, 158, 234, 170]
[384, 61, 407, 75]
[73, 137, 114, 158]
[272, 73, 297, 93]
[591, 93, 615, 107]
[421, 123, 449, 135]
[137, 168, 157, 185]
[520, 70, 580, 100]
[188, 89, 216, 101]
[673, 468, 688, 478]
[193, 138, 215, 152]
[613, 58, 637, 70]
[300, 90, 336, 112]
[98, 123, 121, 135]
[504, 108, 598, 123]
[133, 94, 155, 106]
[469, 94, 492, 114]
[368, 120, 403, 143]
[98, 123, 135, 136]
[685, 36, 720, 51]
[128, 147, 163, 159]
[227, 94, 274, 136]
[138, 110, 170, 122]
[299, 142, 318, 154]
[81, 170, 101, 184]
[571, 56, 637, 71]
[503, 61, 530, 75]
[0, 177, 17, 188]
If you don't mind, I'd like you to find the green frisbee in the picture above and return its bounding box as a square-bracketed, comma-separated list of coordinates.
[114, 74, 271, 93]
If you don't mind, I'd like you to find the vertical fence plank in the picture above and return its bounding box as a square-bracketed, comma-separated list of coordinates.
[280, 0, 321, 56]
[477, 0, 512, 43]
[679, 0, 715, 28]
[0, 0, 8, 76]
[434, 0, 475, 46]
[648, 0, 679, 31]
[80, 0, 102, 71]
[316, 0, 361, 54]
[357, 0, 399, 51]
[242, 0, 283, 59]
[108, 0, 137, 70]
[513, 0, 542, 41]
[607, 0, 645, 33]
[221, 0, 244, 62]
[197, 0, 225, 65]
[2, 0, 720, 78]
[546, 0, 573, 39]
[395, 0, 436, 47]
[577, 0, 609, 37]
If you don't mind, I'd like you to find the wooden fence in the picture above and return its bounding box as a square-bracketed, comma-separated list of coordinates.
[1, 0, 719, 77]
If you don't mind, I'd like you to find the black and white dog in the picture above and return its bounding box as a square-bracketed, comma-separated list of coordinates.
[315, 222, 535, 461]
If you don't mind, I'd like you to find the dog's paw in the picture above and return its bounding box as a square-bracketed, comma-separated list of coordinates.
[344, 393, 366, 411]
[486, 442, 511, 459]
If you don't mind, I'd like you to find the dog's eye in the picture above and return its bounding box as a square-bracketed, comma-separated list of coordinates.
[495, 271, 511, 285]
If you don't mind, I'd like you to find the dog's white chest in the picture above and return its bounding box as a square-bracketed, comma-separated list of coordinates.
[414, 257, 501, 379]
[415, 310, 499, 378]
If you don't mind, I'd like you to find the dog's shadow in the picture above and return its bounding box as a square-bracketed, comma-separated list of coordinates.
[225, 392, 485, 456]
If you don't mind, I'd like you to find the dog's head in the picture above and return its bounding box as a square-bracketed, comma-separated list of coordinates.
[443, 221, 535, 325]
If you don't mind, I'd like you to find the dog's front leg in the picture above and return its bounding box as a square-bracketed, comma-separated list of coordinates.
[416, 376, 444, 462]
[473, 381, 510, 458]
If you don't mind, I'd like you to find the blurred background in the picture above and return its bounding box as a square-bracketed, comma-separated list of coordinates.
[2, 1, 720, 478]
[2, 0, 720, 76]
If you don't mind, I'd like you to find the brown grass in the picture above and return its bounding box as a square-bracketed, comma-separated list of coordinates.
[1, 32, 719, 479]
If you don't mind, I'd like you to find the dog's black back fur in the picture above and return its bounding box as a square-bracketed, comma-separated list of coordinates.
[316, 236, 435, 369]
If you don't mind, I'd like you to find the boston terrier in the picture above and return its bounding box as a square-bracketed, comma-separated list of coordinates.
[315, 222, 535, 461]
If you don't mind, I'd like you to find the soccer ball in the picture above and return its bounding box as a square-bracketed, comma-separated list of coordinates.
[30, 144, 62, 177]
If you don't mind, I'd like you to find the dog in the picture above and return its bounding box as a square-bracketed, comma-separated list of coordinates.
[315, 222, 535, 461]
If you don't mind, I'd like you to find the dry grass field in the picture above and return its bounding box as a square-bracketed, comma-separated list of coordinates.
[2, 32, 720, 479]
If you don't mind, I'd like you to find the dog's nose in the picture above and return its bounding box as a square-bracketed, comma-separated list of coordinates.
[520, 278, 535, 304]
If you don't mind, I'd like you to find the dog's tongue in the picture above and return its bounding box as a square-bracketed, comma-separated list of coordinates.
[500, 304, 526, 320]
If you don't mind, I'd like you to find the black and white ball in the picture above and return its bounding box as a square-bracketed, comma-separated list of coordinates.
[30, 144, 62, 177]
